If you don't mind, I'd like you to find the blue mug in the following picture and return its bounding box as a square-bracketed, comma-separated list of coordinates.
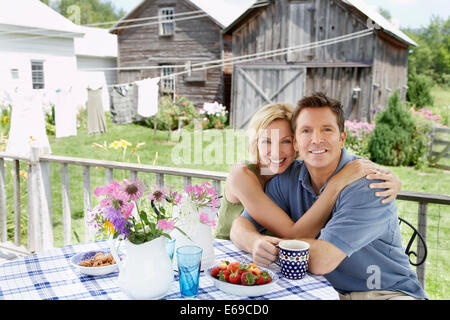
[276, 240, 310, 280]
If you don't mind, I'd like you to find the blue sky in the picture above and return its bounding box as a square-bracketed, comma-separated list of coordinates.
[113, 0, 449, 29]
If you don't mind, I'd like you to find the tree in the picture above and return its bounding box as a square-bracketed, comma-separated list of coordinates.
[403, 16, 450, 86]
[41, 0, 125, 28]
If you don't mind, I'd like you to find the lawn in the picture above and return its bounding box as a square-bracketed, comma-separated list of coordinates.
[1, 98, 449, 299]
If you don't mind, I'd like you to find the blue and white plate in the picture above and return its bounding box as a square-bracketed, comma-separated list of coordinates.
[206, 265, 278, 297]
[70, 250, 121, 276]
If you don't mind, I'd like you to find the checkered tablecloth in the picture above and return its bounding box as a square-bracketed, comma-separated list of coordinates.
[0, 239, 339, 300]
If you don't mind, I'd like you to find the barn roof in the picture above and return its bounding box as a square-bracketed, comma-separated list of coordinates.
[110, 0, 224, 35]
[0, 0, 84, 38]
[343, 0, 417, 47]
[223, 0, 417, 47]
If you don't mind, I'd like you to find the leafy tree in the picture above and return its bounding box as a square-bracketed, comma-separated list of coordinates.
[41, 0, 125, 28]
[403, 16, 450, 86]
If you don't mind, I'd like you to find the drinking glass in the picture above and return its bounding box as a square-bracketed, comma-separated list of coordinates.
[176, 245, 203, 299]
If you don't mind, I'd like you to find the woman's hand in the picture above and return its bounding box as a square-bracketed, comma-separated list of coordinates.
[367, 170, 402, 204]
[330, 159, 402, 204]
[331, 158, 380, 189]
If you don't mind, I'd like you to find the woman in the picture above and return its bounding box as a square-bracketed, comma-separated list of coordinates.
[214, 102, 401, 241]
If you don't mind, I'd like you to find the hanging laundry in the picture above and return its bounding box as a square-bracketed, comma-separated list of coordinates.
[86, 87, 107, 135]
[54, 88, 78, 138]
[6, 89, 51, 158]
[109, 83, 138, 124]
[135, 77, 160, 118]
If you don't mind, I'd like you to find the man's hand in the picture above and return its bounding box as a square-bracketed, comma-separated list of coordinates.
[251, 236, 281, 267]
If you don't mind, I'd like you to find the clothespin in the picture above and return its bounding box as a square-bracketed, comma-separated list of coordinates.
[185, 61, 191, 77]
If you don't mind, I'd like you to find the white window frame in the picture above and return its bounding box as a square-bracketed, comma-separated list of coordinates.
[161, 65, 176, 95]
[159, 7, 175, 36]
[31, 60, 45, 89]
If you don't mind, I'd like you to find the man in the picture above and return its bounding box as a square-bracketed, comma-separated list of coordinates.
[230, 93, 427, 300]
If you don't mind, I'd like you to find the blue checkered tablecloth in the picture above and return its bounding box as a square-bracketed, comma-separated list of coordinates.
[0, 239, 339, 300]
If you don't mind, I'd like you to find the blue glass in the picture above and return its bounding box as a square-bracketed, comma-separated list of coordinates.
[165, 238, 176, 260]
[176, 245, 203, 299]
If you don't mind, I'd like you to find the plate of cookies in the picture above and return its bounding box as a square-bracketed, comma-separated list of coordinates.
[70, 250, 121, 276]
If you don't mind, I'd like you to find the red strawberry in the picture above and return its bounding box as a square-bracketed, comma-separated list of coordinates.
[240, 271, 256, 286]
[238, 263, 250, 274]
[227, 261, 240, 273]
[255, 274, 266, 285]
[210, 267, 220, 278]
[228, 270, 241, 284]
[260, 271, 272, 284]
[218, 270, 231, 282]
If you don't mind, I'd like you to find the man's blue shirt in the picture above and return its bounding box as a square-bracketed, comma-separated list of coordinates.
[241, 149, 427, 298]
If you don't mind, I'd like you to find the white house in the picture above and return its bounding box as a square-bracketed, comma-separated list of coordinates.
[0, 0, 85, 93]
[0, 0, 118, 105]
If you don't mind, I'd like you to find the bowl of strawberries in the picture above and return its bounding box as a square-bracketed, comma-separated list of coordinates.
[206, 260, 278, 297]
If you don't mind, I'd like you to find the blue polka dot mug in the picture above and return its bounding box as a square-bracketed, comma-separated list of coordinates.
[276, 240, 310, 280]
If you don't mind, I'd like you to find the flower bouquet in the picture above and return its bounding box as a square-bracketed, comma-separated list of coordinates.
[88, 180, 186, 244]
[86, 179, 187, 300]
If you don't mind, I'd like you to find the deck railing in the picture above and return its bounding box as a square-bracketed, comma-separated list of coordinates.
[0, 148, 449, 294]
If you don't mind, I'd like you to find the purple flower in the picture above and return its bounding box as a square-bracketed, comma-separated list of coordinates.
[104, 207, 130, 237]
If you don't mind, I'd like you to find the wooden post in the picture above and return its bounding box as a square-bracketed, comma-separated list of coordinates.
[417, 202, 428, 289]
[156, 173, 164, 187]
[29, 146, 54, 252]
[106, 167, 113, 184]
[12, 160, 20, 246]
[61, 163, 72, 245]
[183, 176, 192, 190]
[83, 166, 91, 242]
[0, 159, 7, 243]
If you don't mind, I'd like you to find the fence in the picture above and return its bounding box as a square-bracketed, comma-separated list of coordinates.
[429, 126, 450, 170]
[0, 148, 449, 298]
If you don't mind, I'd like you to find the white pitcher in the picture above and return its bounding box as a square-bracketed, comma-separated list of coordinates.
[110, 236, 173, 300]
[171, 222, 215, 271]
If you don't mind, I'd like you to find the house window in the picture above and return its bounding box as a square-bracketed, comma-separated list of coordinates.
[10, 69, 19, 80]
[31, 61, 45, 89]
[159, 8, 175, 36]
[161, 65, 175, 94]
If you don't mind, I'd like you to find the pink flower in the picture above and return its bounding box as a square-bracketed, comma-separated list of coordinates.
[121, 180, 145, 202]
[94, 181, 121, 197]
[157, 219, 174, 231]
[200, 212, 210, 224]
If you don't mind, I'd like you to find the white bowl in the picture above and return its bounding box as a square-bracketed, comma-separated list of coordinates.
[70, 250, 121, 276]
[206, 266, 278, 297]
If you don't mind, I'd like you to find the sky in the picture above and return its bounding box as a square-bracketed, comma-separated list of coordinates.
[113, 0, 449, 29]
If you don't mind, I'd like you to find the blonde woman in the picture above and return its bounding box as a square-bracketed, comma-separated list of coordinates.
[214, 103, 401, 240]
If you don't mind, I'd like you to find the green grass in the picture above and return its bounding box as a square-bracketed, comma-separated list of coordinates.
[430, 85, 450, 127]
[2, 105, 449, 299]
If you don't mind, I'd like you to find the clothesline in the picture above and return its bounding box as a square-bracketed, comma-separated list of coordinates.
[0, 12, 209, 43]
[106, 28, 374, 88]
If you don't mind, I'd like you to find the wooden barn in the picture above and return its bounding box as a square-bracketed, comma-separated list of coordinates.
[110, 0, 225, 107]
[223, 0, 418, 129]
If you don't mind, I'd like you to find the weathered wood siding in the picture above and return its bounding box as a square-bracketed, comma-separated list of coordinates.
[116, 0, 224, 106]
[232, 0, 374, 64]
[305, 66, 372, 122]
[371, 30, 409, 114]
[228, 0, 410, 122]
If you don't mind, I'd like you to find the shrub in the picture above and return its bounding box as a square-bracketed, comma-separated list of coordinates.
[344, 120, 375, 158]
[199, 102, 228, 129]
[368, 91, 416, 166]
[406, 73, 434, 108]
[151, 95, 199, 131]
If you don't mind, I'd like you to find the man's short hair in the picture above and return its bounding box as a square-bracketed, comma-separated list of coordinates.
[291, 92, 345, 133]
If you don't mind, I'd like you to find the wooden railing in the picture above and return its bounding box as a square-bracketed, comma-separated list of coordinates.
[0, 148, 449, 290]
[0, 148, 227, 254]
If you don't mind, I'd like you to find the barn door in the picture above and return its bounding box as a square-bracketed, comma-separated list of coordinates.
[231, 64, 306, 129]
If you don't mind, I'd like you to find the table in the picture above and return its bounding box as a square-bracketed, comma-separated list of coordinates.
[0, 239, 339, 300]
